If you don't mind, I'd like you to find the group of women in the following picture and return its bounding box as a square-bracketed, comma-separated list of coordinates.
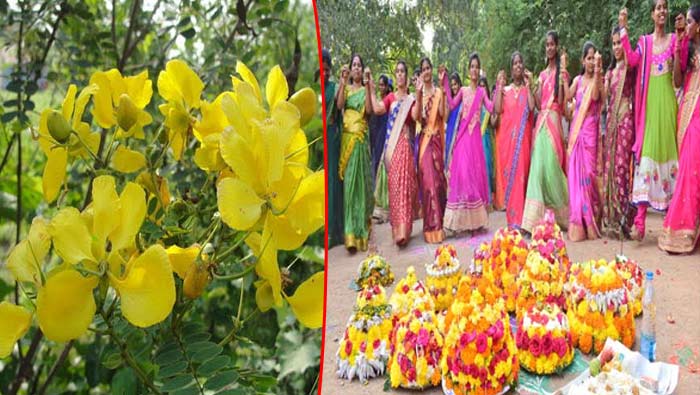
[324, 1, 700, 255]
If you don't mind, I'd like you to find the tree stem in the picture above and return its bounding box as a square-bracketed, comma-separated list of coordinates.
[36, 341, 73, 395]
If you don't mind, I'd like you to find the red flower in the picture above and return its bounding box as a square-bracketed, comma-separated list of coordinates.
[345, 340, 353, 356]
[373, 339, 381, 350]
[417, 328, 430, 348]
[460, 331, 476, 348]
[359, 341, 367, 353]
[529, 335, 542, 357]
[542, 333, 553, 355]
[402, 284, 409, 293]
[476, 333, 488, 353]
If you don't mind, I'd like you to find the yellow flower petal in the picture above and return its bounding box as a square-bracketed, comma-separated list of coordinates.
[37, 269, 98, 342]
[220, 93, 252, 142]
[285, 271, 324, 328]
[89, 71, 117, 128]
[166, 244, 200, 279]
[7, 217, 50, 284]
[268, 165, 302, 212]
[235, 61, 262, 103]
[266, 65, 288, 109]
[72, 84, 98, 129]
[49, 207, 95, 264]
[124, 70, 153, 108]
[288, 87, 317, 127]
[194, 134, 225, 172]
[110, 245, 176, 327]
[246, 232, 282, 308]
[110, 182, 146, 251]
[231, 80, 266, 124]
[285, 129, 310, 178]
[0, 302, 32, 358]
[260, 101, 300, 184]
[37, 109, 54, 155]
[92, 175, 120, 247]
[287, 170, 325, 236]
[111, 145, 147, 173]
[217, 177, 264, 231]
[42, 147, 67, 203]
[157, 60, 203, 109]
[254, 279, 275, 312]
[194, 93, 232, 139]
[219, 128, 260, 190]
[61, 84, 78, 121]
[265, 213, 306, 251]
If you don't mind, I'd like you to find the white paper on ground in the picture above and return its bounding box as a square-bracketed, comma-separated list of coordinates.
[559, 338, 679, 394]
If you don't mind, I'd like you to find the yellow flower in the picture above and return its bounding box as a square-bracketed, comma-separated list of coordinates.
[38, 84, 100, 203]
[90, 69, 153, 139]
[166, 244, 201, 279]
[157, 59, 204, 160]
[0, 302, 32, 358]
[192, 92, 234, 172]
[7, 217, 51, 285]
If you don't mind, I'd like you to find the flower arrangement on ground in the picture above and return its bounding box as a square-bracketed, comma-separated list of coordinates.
[613, 255, 644, 316]
[353, 253, 394, 290]
[426, 244, 461, 311]
[483, 227, 529, 312]
[530, 210, 571, 274]
[566, 259, 635, 354]
[515, 248, 567, 313]
[516, 303, 574, 374]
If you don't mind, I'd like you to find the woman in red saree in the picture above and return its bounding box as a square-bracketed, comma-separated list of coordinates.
[414, 57, 447, 243]
[493, 51, 534, 228]
[369, 61, 419, 246]
[659, 6, 700, 253]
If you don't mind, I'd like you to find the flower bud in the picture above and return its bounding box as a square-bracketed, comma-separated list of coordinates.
[46, 110, 72, 143]
[116, 94, 138, 131]
[183, 263, 210, 299]
[289, 87, 317, 127]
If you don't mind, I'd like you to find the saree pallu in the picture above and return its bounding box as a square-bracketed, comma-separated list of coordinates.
[325, 80, 344, 248]
[602, 67, 637, 238]
[418, 91, 447, 243]
[444, 88, 490, 233]
[496, 86, 533, 226]
[340, 88, 372, 251]
[659, 68, 700, 253]
[567, 79, 602, 241]
[445, 103, 461, 174]
[522, 69, 569, 232]
[481, 107, 495, 205]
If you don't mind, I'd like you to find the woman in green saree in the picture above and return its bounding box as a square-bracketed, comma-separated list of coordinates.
[337, 54, 373, 252]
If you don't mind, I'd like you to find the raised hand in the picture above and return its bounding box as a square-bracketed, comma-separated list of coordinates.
[497, 70, 507, 87]
[560, 49, 568, 71]
[619, 8, 628, 29]
[438, 65, 447, 83]
[363, 67, 372, 85]
[675, 14, 686, 40]
[594, 51, 603, 74]
[524, 69, 533, 87]
[415, 75, 424, 93]
[340, 64, 350, 83]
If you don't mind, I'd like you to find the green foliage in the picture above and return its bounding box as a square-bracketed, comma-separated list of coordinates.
[319, 0, 693, 84]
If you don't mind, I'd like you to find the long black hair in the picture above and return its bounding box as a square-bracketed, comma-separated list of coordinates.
[450, 72, 462, 87]
[378, 74, 392, 93]
[420, 57, 433, 69]
[688, 6, 700, 71]
[479, 76, 491, 99]
[546, 30, 561, 99]
[580, 41, 597, 76]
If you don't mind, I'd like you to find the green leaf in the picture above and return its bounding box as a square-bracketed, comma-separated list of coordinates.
[160, 374, 196, 392]
[186, 340, 217, 354]
[154, 349, 184, 366]
[101, 349, 122, 369]
[190, 343, 223, 363]
[111, 367, 138, 395]
[278, 342, 318, 379]
[249, 374, 276, 391]
[204, 370, 239, 391]
[171, 387, 201, 395]
[216, 388, 252, 395]
[157, 360, 188, 379]
[183, 332, 211, 343]
[197, 355, 231, 376]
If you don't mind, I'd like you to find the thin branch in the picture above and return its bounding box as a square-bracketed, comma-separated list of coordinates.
[36, 341, 73, 395]
[112, 0, 117, 66]
[122, 0, 163, 65]
[118, 0, 141, 71]
[0, 132, 17, 174]
[8, 330, 44, 395]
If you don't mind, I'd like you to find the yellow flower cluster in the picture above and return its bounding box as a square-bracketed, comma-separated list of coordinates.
[426, 244, 462, 311]
[515, 249, 567, 313]
[336, 284, 393, 383]
[481, 228, 529, 312]
[566, 259, 636, 354]
[354, 254, 394, 290]
[614, 255, 644, 316]
[389, 266, 435, 318]
[440, 277, 519, 395]
[516, 304, 574, 374]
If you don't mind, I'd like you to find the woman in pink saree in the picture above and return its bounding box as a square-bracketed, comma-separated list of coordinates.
[369, 61, 419, 246]
[440, 53, 497, 235]
[415, 57, 447, 244]
[566, 42, 604, 241]
[493, 51, 534, 228]
[659, 6, 700, 254]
